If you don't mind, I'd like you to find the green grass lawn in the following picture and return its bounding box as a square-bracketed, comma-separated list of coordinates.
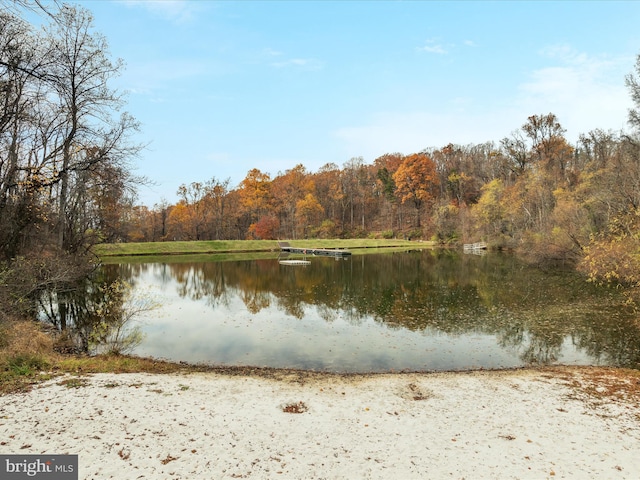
[94, 239, 432, 258]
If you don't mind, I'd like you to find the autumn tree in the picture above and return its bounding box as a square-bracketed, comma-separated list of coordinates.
[238, 168, 272, 227]
[522, 113, 574, 184]
[176, 182, 208, 240]
[153, 198, 170, 241]
[248, 215, 279, 240]
[125, 205, 152, 242]
[85, 160, 136, 243]
[472, 178, 506, 238]
[127, 198, 170, 242]
[392, 153, 440, 228]
[374, 153, 403, 231]
[574, 56, 640, 288]
[0, 4, 142, 338]
[374, 153, 402, 201]
[45, 5, 141, 251]
[295, 193, 324, 238]
[204, 176, 231, 240]
[0, 5, 140, 256]
[500, 131, 530, 176]
[312, 162, 342, 229]
[340, 157, 363, 232]
[271, 164, 314, 238]
[238, 168, 273, 238]
[166, 203, 190, 240]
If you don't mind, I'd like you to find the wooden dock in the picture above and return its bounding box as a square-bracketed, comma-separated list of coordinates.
[278, 241, 352, 258]
[463, 241, 487, 254]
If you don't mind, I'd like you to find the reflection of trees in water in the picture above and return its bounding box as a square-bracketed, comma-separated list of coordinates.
[497, 324, 563, 365]
[111, 251, 640, 368]
[169, 263, 231, 309]
[571, 308, 640, 367]
[242, 289, 271, 314]
[316, 303, 339, 323]
[39, 279, 98, 352]
[39, 265, 146, 354]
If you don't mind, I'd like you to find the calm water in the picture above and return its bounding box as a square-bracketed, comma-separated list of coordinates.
[103, 250, 640, 373]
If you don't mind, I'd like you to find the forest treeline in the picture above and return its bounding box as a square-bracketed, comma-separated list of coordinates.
[127, 106, 640, 284]
[2, 1, 640, 329]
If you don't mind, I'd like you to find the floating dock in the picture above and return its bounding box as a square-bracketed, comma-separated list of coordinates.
[278, 241, 352, 258]
[278, 259, 311, 266]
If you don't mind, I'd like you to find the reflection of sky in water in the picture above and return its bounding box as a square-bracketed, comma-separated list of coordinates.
[130, 264, 594, 373]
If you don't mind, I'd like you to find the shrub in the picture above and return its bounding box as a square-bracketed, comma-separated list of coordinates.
[6, 354, 49, 376]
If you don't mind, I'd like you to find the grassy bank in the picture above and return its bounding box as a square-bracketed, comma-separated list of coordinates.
[93, 238, 431, 258]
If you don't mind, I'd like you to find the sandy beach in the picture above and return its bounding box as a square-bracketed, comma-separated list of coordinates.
[1, 367, 639, 479]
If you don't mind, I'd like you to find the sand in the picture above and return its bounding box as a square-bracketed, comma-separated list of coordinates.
[1, 367, 639, 479]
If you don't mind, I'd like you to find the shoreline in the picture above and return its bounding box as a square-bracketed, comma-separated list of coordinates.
[1, 366, 639, 479]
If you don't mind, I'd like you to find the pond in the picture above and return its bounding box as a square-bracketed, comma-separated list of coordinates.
[102, 249, 640, 373]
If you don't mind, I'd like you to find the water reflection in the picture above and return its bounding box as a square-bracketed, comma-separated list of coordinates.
[105, 250, 640, 372]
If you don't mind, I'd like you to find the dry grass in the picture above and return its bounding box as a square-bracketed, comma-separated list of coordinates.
[0, 318, 201, 394]
[0, 321, 57, 394]
[0, 321, 54, 358]
[0, 319, 341, 395]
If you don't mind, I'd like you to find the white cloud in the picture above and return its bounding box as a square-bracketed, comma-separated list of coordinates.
[263, 48, 283, 57]
[418, 45, 447, 55]
[334, 110, 512, 161]
[517, 48, 632, 139]
[418, 41, 447, 55]
[333, 48, 634, 161]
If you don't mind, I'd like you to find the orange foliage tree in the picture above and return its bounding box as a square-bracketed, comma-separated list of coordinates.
[248, 215, 280, 240]
[272, 164, 314, 239]
[166, 203, 191, 240]
[392, 153, 440, 228]
[238, 169, 272, 234]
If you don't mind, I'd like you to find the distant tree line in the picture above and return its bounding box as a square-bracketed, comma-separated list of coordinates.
[126, 106, 640, 283]
[125, 57, 640, 297]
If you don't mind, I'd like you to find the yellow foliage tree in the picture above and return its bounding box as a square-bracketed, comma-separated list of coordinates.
[473, 179, 505, 232]
[238, 169, 272, 221]
[295, 193, 325, 238]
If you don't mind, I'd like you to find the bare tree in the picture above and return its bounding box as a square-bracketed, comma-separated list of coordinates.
[205, 176, 231, 240]
[626, 53, 640, 132]
[0, 3, 144, 332]
[42, 5, 142, 251]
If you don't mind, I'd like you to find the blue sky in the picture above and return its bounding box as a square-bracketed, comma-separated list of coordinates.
[69, 0, 640, 206]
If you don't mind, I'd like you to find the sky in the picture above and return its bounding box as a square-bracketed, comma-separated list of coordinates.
[56, 0, 640, 206]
